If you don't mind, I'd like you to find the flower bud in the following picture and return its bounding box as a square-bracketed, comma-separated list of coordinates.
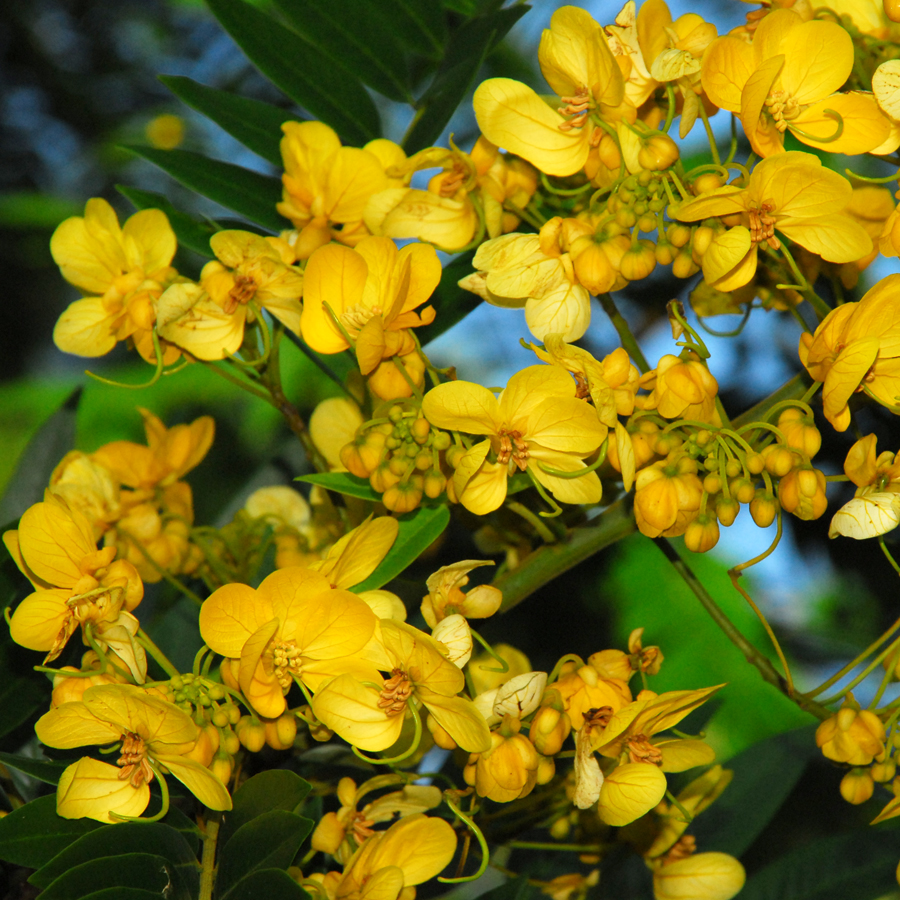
[619, 240, 657, 281]
[672, 249, 699, 279]
[762, 445, 796, 477]
[573, 242, 617, 294]
[210, 750, 233, 786]
[691, 173, 724, 195]
[684, 514, 720, 553]
[730, 477, 756, 505]
[872, 759, 896, 782]
[778, 466, 827, 521]
[529, 706, 572, 756]
[777, 408, 821, 458]
[715, 497, 740, 527]
[691, 226, 715, 259]
[549, 816, 570, 839]
[236, 715, 267, 753]
[427, 714, 458, 750]
[598, 762, 667, 826]
[597, 133, 622, 169]
[816, 705, 886, 765]
[536, 755, 556, 784]
[750, 490, 779, 527]
[493, 671, 548, 719]
[653, 852, 745, 900]
[472, 731, 540, 802]
[265, 712, 298, 750]
[840, 768, 874, 804]
[638, 134, 679, 171]
[666, 223, 692, 248]
[432, 614, 473, 667]
[220, 726, 240, 756]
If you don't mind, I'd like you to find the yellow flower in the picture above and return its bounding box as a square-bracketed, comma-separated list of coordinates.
[36, 684, 231, 822]
[637, 354, 719, 422]
[156, 231, 303, 360]
[199, 566, 382, 719]
[420, 559, 502, 628]
[551, 661, 633, 731]
[465, 722, 541, 802]
[334, 814, 457, 900]
[474, 6, 633, 177]
[816, 703, 885, 765]
[301, 237, 439, 396]
[460, 233, 591, 342]
[365, 137, 537, 251]
[599, 761, 668, 826]
[700, 8, 889, 156]
[312, 619, 491, 753]
[675, 152, 872, 292]
[423, 365, 606, 514]
[310, 515, 399, 591]
[799, 274, 900, 430]
[50, 198, 180, 362]
[4, 500, 144, 673]
[277, 121, 389, 258]
[634, 460, 704, 538]
[830, 435, 900, 539]
[48, 451, 121, 540]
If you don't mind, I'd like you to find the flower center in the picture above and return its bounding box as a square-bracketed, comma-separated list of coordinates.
[627, 733, 663, 766]
[748, 200, 780, 249]
[117, 731, 155, 789]
[497, 429, 529, 471]
[661, 835, 696, 865]
[764, 90, 801, 132]
[340, 304, 381, 336]
[225, 273, 257, 313]
[378, 668, 413, 716]
[271, 640, 303, 690]
[558, 86, 591, 132]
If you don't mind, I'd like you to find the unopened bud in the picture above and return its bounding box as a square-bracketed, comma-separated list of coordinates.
[236, 715, 267, 753]
[840, 768, 874, 805]
[619, 240, 657, 281]
[685, 514, 720, 552]
[638, 134, 679, 170]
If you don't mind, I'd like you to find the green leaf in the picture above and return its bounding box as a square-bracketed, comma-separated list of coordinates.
[417, 251, 479, 347]
[0, 752, 68, 786]
[271, 0, 412, 102]
[124, 146, 285, 233]
[0, 192, 81, 229]
[404, 7, 529, 153]
[351, 504, 451, 592]
[739, 829, 900, 900]
[220, 868, 311, 900]
[116, 185, 217, 258]
[160, 76, 290, 166]
[205, 0, 380, 145]
[296, 472, 380, 502]
[0, 386, 80, 524]
[36, 852, 191, 900]
[474, 876, 535, 900]
[0, 795, 101, 869]
[76, 891, 169, 900]
[689, 725, 818, 858]
[30, 821, 200, 892]
[384, 0, 447, 57]
[220, 769, 311, 849]
[218, 810, 313, 898]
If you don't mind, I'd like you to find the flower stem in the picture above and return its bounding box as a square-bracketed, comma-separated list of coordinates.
[199, 810, 221, 900]
[598, 293, 650, 373]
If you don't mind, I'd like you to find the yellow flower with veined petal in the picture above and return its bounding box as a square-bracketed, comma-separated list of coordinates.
[312, 619, 491, 753]
[156, 230, 303, 360]
[277, 121, 389, 258]
[334, 814, 457, 900]
[35, 684, 231, 822]
[474, 6, 633, 177]
[199, 566, 383, 719]
[675, 152, 871, 292]
[799, 274, 900, 430]
[4, 500, 143, 673]
[301, 237, 440, 397]
[422, 365, 606, 515]
[50, 198, 180, 363]
[700, 8, 889, 156]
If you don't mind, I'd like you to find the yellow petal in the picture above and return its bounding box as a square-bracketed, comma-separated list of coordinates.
[319, 515, 399, 590]
[873, 60, 900, 120]
[422, 381, 501, 435]
[455, 456, 508, 515]
[53, 297, 117, 358]
[199, 582, 273, 658]
[18, 501, 95, 587]
[702, 228, 755, 290]
[83, 685, 198, 749]
[780, 19, 853, 105]
[777, 215, 872, 263]
[36, 702, 123, 748]
[239, 618, 284, 719]
[419, 689, 491, 753]
[312, 673, 404, 751]
[367, 189, 477, 251]
[50, 198, 126, 294]
[525, 395, 606, 455]
[157, 754, 232, 810]
[739, 54, 783, 156]
[675, 186, 745, 222]
[156, 283, 245, 361]
[829, 491, 900, 539]
[366, 814, 458, 884]
[301, 243, 368, 353]
[598, 762, 667, 826]
[524, 280, 591, 342]
[790, 92, 891, 156]
[699, 37, 754, 113]
[530, 455, 603, 506]
[473, 78, 591, 177]
[501, 364, 576, 423]
[657, 738, 717, 772]
[823, 339, 879, 429]
[56, 757, 149, 823]
[751, 152, 848, 218]
[122, 209, 176, 273]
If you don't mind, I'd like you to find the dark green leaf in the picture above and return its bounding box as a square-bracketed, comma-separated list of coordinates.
[272, 0, 412, 102]
[417, 251, 479, 347]
[474, 876, 535, 900]
[124, 146, 285, 233]
[220, 868, 310, 900]
[218, 810, 313, 897]
[296, 472, 380, 502]
[30, 821, 199, 891]
[76, 891, 169, 900]
[385, 0, 447, 57]
[37, 852, 190, 900]
[116, 185, 217, 258]
[160, 76, 290, 166]
[205, 0, 380, 145]
[0, 795, 101, 869]
[404, 7, 529, 152]
[0, 752, 68, 786]
[739, 828, 900, 900]
[0, 387, 80, 524]
[690, 725, 818, 857]
[162, 805, 203, 856]
[220, 770, 311, 848]
[351, 504, 451, 592]
[0, 636, 53, 741]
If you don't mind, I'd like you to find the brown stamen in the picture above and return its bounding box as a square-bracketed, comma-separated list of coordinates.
[378, 668, 413, 716]
[117, 731, 155, 789]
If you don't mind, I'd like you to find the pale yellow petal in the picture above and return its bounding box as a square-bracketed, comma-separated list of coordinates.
[422, 381, 501, 435]
[199, 582, 272, 658]
[158, 754, 232, 810]
[417, 689, 491, 753]
[56, 757, 149, 823]
[524, 281, 591, 342]
[312, 674, 404, 751]
[53, 297, 117, 358]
